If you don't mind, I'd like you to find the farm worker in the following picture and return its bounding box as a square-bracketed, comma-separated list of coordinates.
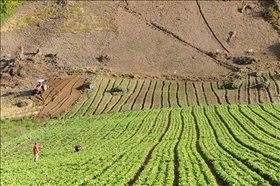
[33, 142, 39, 162]
[35, 84, 41, 92]
[74, 143, 81, 152]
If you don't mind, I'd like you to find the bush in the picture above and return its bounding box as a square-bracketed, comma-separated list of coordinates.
[0, 0, 19, 24]
[233, 56, 259, 65]
[265, 3, 280, 30]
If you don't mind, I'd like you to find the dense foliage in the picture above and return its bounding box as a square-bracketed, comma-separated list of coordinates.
[1, 104, 279, 185]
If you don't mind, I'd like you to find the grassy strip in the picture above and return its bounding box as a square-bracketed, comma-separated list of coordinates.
[0, 0, 19, 24]
[1, 118, 42, 143]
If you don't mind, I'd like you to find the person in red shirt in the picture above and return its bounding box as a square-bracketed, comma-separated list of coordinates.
[33, 142, 39, 162]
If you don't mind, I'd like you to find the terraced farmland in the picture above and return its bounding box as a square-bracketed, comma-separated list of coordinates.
[1, 105, 279, 185]
[65, 71, 280, 118]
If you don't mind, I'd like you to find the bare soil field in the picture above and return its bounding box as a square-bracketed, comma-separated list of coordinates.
[1, 1, 279, 119]
[1, 75, 86, 119]
[31, 75, 86, 118]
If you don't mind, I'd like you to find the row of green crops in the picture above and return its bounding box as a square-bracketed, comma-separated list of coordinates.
[1, 104, 279, 185]
[62, 72, 280, 118]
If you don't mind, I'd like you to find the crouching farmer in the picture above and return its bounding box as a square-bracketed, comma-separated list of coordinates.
[74, 143, 81, 152]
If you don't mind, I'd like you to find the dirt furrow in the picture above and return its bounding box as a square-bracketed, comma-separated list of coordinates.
[269, 71, 280, 101]
[248, 75, 258, 105]
[237, 81, 242, 105]
[210, 82, 222, 105]
[261, 74, 274, 104]
[130, 80, 145, 111]
[223, 88, 230, 105]
[246, 75, 251, 104]
[47, 77, 82, 115]
[69, 96, 89, 118]
[150, 81, 158, 109]
[192, 83, 200, 106]
[119, 79, 139, 112]
[123, 4, 238, 73]
[184, 82, 190, 106]
[173, 109, 184, 186]
[44, 77, 76, 104]
[195, 0, 229, 53]
[160, 81, 165, 109]
[33, 76, 85, 118]
[101, 79, 123, 114]
[212, 107, 277, 185]
[81, 78, 104, 116]
[106, 79, 130, 113]
[92, 79, 112, 115]
[51, 78, 86, 116]
[126, 110, 171, 185]
[142, 80, 152, 110]
[167, 82, 171, 108]
[192, 108, 225, 186]
[175, 82, 181, 108]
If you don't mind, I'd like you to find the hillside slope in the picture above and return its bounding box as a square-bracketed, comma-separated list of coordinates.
[0, 0, 279, 118]
[1, 1, 279, 78]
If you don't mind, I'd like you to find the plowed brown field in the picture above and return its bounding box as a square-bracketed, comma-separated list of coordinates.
[31, 75, 86, 118]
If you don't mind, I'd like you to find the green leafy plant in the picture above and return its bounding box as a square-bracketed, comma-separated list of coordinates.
[0, 0, 19, 24]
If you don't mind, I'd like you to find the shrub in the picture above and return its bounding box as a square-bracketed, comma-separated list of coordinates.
[265, 2, 280, 30]
[109, 86, 124, 95]
[0, 0, 19, 24]
[233, 56, 259, 65]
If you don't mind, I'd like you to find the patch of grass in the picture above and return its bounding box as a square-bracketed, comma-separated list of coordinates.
[1, 1, 58, 32]
[1, 117, 41, 143]
[66, 67, 83, 75]
[85, 67, 97, 74]
[1, 1, 118, 33]
[53, 1, 117, 33]
[0, 0, 19, 24]
[207, 51, 228, 60]
[0, 81, 15, 87]
[1, 99, 42, 119]
[118, 0, 127, 8]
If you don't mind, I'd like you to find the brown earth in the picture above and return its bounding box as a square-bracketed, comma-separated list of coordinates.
[31, 75, 86, 118]
[0, 1, 279, 119]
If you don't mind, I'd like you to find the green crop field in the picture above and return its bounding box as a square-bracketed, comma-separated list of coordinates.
[1, 104, 279, 185]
